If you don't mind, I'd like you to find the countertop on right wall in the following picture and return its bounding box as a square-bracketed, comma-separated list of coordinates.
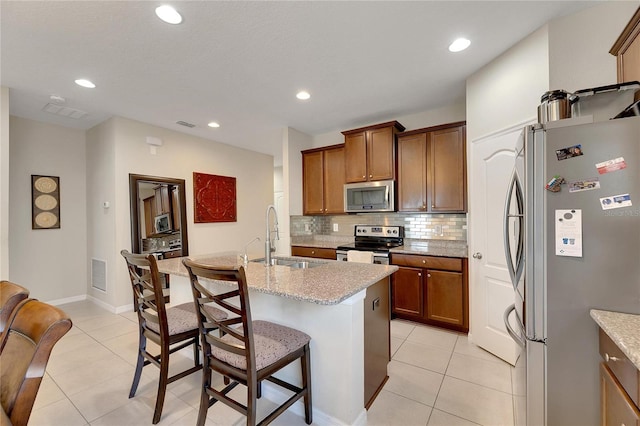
[590, 309, 640, 369]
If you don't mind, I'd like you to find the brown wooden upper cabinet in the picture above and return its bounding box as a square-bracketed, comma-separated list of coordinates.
[302, 144, 345, 215]
[154, 185, 172, 216]
[397, 122, 467, 213]
[610, 6, 640, 84]
[342, 121, 405, 183]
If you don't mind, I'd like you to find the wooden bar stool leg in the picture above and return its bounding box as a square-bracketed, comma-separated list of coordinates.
[129, 330, 146, 398]
[302, 344, 312, 424]
[247, 380, 258, 426]
[196, 367, 211, 426]
[153, 349, 170, 424]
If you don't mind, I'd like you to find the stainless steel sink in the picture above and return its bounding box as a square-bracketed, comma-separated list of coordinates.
[288, 261, 321, 269]
[251, 258, 324, 268]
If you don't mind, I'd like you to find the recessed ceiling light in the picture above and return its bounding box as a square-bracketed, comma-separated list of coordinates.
[207, 122, 220, 128]
[296, 91, 311, 100]
[155, 5, 182, 24]
[75, 79, 96, 88]
[448, 38, 471, 53]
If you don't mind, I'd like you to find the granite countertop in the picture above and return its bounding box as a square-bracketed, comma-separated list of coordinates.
[157, 253, 398, 306]
[391, 239, 468, 258]
[291, 236, 468, 258]
[590, 309, 640, 370]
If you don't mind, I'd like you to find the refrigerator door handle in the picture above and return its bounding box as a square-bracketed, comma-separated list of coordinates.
[503, 170, 525, 289]
[504, 303, 525, 348]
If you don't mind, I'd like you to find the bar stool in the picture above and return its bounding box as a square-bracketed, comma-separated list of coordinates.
[0, 281, 29, 338]
[0, 299, 72, 426]
[182, 259, 312, 426]
[120, 250, 227, 424]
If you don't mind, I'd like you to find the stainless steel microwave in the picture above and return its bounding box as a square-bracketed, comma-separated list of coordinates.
[344, 180, 395, 213]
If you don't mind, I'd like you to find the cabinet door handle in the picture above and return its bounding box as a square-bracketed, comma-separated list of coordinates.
[427, 273, 431, 278]
[311, 250, 316, 254]
[604, 353, 621, 362]
[422, 260, 426, 264]
[369, 174, 373, 178]
[362, 175, 366, 179]
[417, 272, 422, 277]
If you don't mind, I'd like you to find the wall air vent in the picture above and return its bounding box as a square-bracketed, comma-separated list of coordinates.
[91, 258, 107, 292]
[176, 120, 196, 128]
[42, 103, 88, 119]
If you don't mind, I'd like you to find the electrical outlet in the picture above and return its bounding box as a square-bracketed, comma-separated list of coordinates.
[434, 225, 443, 236]
[304, 223, 310, 232]
[333, 223, 339, 232]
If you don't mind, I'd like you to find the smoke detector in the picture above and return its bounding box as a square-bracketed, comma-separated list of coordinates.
[49, 95, 66, 104]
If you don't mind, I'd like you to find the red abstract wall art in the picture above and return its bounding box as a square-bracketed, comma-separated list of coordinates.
[193, 172, 237, 223]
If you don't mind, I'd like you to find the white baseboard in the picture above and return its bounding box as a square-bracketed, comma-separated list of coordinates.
[115, 303, 134, 314]
[46, 294, 87, 306]
[260, 381, 366, 426]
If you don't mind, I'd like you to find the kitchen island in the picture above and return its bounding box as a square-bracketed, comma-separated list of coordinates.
[157, 253, 398, 426]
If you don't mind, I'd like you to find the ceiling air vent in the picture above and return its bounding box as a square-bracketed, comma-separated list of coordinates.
[42, 103, 88, 119]
[176, 120, 196, 128]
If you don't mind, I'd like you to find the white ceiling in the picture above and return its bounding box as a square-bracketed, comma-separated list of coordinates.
[1, 1, 599, 165]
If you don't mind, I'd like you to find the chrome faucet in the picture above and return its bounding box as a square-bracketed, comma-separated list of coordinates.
[241, 236, 260, 264]
[265, 205, 279, 266]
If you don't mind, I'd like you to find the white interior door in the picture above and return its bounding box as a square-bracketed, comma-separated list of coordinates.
[469, 124, 526, 366]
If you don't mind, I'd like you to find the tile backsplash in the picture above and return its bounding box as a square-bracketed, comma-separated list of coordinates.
[291, 213, 467, 241]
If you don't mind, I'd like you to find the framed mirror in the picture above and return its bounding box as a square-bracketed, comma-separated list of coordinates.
[129, 174, 189, 258]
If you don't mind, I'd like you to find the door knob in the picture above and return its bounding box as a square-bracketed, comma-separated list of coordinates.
[472, 252, 483, 259]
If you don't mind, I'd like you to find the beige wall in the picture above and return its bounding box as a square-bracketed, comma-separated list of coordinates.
[549, 1, 638, 92]
[466, 26, 549, 143]
[87, 116, 275, 309]
[8, 116, 87, 302]
[310, 102, 466, 149]
[86, 119, 118, 306]
[0, 87, 9, 278]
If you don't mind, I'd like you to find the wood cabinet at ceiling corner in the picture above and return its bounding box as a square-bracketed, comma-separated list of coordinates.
[397, 123, 467, 213]
[610, 6, 640, 84]
[342, 121, 404, 183]
[302, 145, 345, 215]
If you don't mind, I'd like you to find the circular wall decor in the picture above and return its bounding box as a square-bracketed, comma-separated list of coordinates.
[34, 176, 58, 193]
[34, 212, 58, 228]
[32, 175, 60, 229]
[34, 194, 58, 211]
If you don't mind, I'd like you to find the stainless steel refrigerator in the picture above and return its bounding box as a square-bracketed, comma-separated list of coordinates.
[503, 115, 640, 425]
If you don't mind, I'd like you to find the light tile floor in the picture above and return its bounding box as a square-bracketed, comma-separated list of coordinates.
[28, 300, 515, 426]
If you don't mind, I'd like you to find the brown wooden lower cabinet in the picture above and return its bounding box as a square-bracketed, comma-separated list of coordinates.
[391, 254, 468, 332]
[599, 328, 640, 425]
[391, 266, 423, 317]
[290, 246, 337, 260]
[600, 363, 640, 426]
[364, 278, 390, 409]
[162, 249, 182, 259]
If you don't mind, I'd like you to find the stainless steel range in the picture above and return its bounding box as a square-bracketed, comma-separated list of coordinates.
[336, 225, 404, 265]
